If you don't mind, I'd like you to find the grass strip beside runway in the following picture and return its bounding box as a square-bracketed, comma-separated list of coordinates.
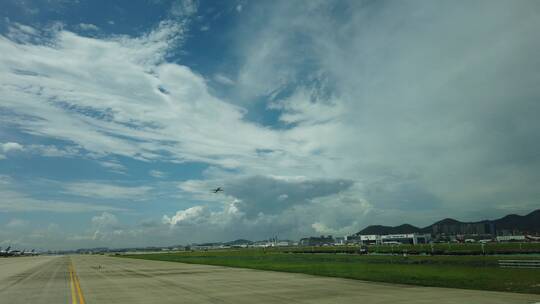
[121, 250, 540, 294]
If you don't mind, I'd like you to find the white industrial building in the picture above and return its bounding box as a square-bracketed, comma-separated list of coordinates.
[496, 235, 526, 242]
[348, 233, 431, 245]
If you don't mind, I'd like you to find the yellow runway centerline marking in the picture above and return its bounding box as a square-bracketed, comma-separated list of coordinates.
[69, 263, 77, 304]
[69, 259, 86, 304]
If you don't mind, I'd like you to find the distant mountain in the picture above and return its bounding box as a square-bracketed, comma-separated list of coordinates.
[224, 239, 253, 246]
[432, 218, 462, 226]
[193, 239, 254, 247]
[358, 224, 423, 235]
[356, 209, 540, 235]
[494, 210, 540, 232]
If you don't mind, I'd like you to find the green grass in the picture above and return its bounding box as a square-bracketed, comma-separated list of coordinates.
[120, 249, 540, 294]
[276, 242, 540, 255]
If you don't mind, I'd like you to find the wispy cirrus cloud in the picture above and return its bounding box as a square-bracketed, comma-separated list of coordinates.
[0, 142, 24, 158]
[213, 73, 235, 86]
[0, 141, 82, 159]
[98, 160, 127, 174]
[0, 175, 124, 213]
[149, 170, 166, 178]
[62, 182, 153, 200]
[0, 19, 307, 174]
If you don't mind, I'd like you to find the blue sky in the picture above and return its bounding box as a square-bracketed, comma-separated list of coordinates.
[1, 0, 540, 250]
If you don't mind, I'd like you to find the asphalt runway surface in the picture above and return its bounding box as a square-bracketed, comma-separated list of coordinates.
[1, 255, 539, 304]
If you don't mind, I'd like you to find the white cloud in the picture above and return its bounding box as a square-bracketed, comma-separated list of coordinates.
[27, 144, 81, 157]
[78, 23, 99, 31]
[91, 212, 120, 240]
[158, 1, 540, 241]
[311, 222, 330, 234]
[63, 182, 152, 200]
[213, 73, 235, 85]
[161, 175, 365, 241]
[162, 205, 209, 226]
[1, 142, 24, 153]
[0, 188, 124, 213]
[176, 179, 224, 202]
[170, 0, 198, 18]
[11, 23, 38, 35]
[149, 170, 166, 178]
[236, 4, 243, 12]
[6, 218, 28, 229]
[6, 23, 39, 42]
[269, 88, 344, 125]
[0, 175, 13, 185]
[231, 0, 540, 215]
[0, 141, 23, 159]
[0, 142, 84, 158]
[92, 212, 119, 228]
[98, 160, 127, 174]
[0, 20, 305, 175]
[159, 194, 372, 243]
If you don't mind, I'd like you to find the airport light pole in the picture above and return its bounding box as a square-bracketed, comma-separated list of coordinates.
[481, 242, 485, 255]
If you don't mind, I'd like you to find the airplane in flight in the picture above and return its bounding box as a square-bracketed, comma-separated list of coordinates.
[212, 187, 224, 193]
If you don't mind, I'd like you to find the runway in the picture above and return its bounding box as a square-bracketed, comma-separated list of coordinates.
[0, 255, 539, 303]
[0, 256, 69, 303]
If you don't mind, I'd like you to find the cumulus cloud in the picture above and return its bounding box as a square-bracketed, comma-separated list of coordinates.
[160, 194, 372, 243]
[91, 212, 120, 240]
[162, 205, 209, 226]
[0, 142, 23, 159]
[1, 142, 24, 153]
[92, 212, 119, 228]
[161, 175, 362, 241]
